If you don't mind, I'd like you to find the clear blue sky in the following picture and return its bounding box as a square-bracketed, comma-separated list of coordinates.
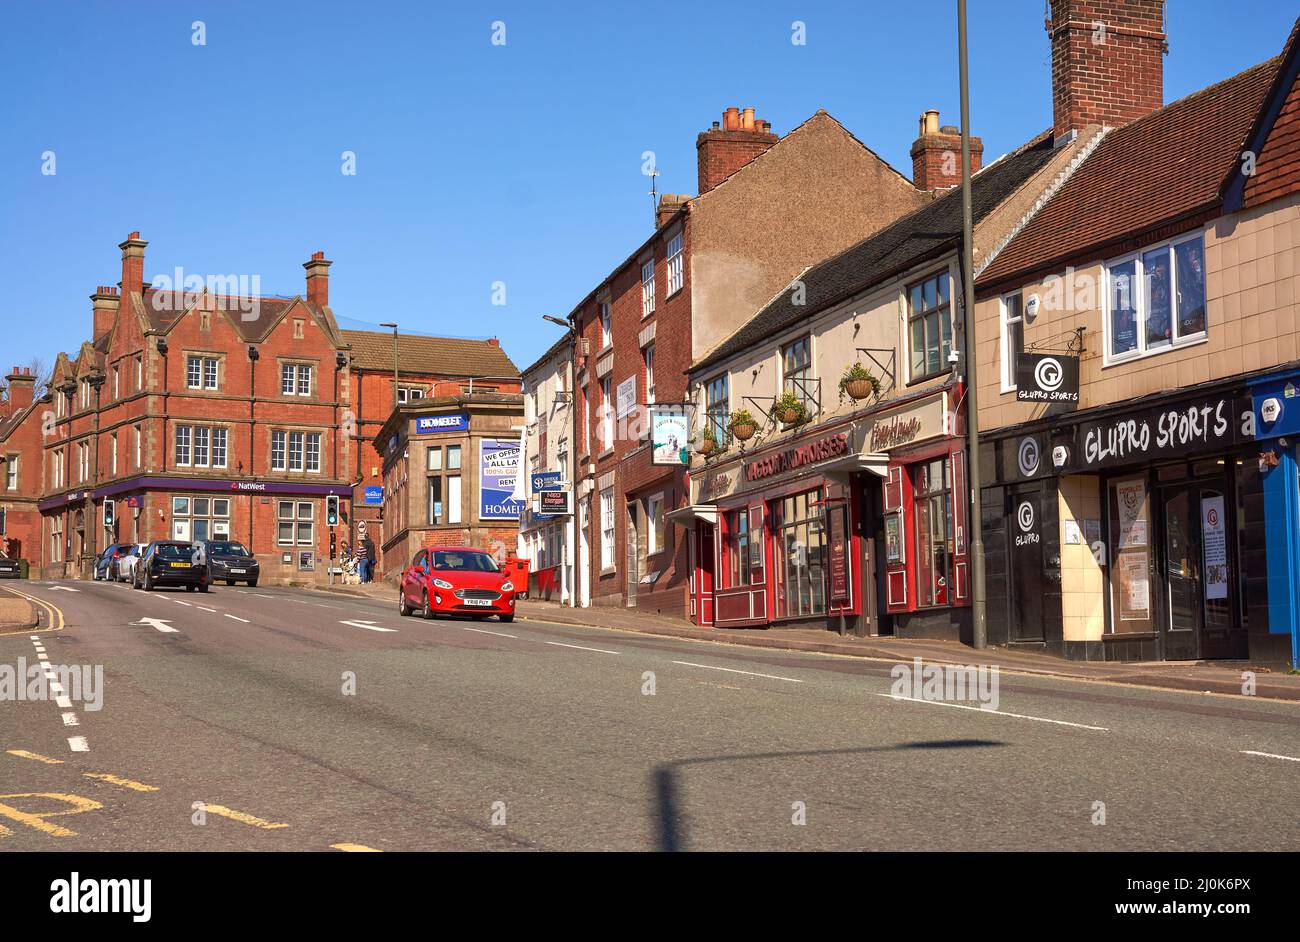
[1, 0, 1294, 376]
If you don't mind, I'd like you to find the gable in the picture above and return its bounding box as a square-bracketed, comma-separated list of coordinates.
[1240, 19, 1300, 209]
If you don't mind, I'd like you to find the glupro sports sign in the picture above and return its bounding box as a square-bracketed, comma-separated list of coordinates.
[1016, 353, 1079, 405]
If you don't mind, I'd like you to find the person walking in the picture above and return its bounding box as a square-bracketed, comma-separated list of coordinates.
[362, 535, 377, 584]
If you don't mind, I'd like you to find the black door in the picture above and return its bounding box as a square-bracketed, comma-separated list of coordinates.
[1161, 486, 1200, 659]
[1008, 484, 1047, 642]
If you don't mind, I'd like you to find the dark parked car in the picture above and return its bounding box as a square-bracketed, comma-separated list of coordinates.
[94, 544, 127, 581]
[0, 553, 22, 579]
[204, 540, 259, 587]
[133, 541, 210, 592]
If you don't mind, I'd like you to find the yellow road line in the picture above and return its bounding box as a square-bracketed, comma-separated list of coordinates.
[0, 793, 102, 837]
[330, 842, 382, 852]
[5, 749, 63, 764]
[1, 586, 65, 634]
[198, 803, 289, 830]
[83, 772, 159, 792]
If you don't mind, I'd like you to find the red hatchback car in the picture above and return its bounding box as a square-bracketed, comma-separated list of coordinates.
[399, 547, 517, 622]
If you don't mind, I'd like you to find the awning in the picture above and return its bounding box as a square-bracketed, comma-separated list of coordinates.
[820, 452, 890, 483]
[666, 504, 717, 527]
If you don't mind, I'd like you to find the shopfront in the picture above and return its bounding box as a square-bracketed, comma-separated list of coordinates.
[983, 384, 1275, 662]
[683, 388, 966, 637]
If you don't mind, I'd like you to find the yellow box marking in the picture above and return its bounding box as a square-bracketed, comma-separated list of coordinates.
[330, 842, 381, 852]
[83, 772, 159, 792]
[0, 793, 102, 837]
[6, 749, 63, 765]
[199, 803, 288, 830]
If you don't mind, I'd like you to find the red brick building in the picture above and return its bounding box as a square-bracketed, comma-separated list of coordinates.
[38, 233, 356, 582]
[570, 106, 933, 616]
[0, 367, 51, 565]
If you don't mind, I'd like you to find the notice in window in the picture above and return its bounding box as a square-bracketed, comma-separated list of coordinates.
[1118, 553, 1150, 619]
[1201, 495, 1228, 601]
[1116, 480, 1148, 548]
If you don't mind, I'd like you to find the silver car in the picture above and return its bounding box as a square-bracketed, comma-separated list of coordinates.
[116, 543, 150, 583]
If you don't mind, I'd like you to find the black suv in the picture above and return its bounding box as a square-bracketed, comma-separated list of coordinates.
[133, 541, 210, 592]
[204, 540, 259, 587]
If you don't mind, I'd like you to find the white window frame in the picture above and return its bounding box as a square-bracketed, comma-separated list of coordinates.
[641, 258, 656, 318]
[600, 376, 614, 451]
[112, 366, 119, 400]
[78, 441, 89, 481]
[600, 487, 615, 571]
[646, 492, 664, 556]
[135, 356, 143, 390]
[5, 454, 17, 491]
[271, 431, 287, 471]
[666, 232, 683, 297]
[134, 425, 142, 468]
[1102, 233, 1209, 367]
[599, 301, 612, 351]
[281, 363, 314, 397]
[175, 426, 192, 467]
[644, 344, 655, 406]
[1000, 292, 1024, 393]
[110, 435, 118, 475]
[212, 427, 228, 469]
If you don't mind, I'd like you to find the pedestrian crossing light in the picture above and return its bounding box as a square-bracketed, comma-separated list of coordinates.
[326, 495, 340, 527]
[103, 499, 115, 529]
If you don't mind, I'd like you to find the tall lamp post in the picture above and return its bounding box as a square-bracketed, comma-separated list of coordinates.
[958, 0, 987, 649]
[542, 314, 575, 606]
[379, 322, 399, 410]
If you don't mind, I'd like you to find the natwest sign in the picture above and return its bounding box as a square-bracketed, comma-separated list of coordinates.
[745, 433, 848, 483]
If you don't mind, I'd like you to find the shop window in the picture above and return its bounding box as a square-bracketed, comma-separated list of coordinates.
[426, 445, 462, 525]
[726, 507, 763, 588]
[913, 458, 953, 608]
[277, 500, 314, 546]
[1107, 477, 1154, 633]
[172, 495, 231, 542]
[907, 271, 952, 381]
[775, 490, 826, 618]
[1105, 234, 1206, 362]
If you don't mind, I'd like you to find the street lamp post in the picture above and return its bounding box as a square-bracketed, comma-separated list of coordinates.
[958, 0, 987, 649]
[379, 322, 399, 410]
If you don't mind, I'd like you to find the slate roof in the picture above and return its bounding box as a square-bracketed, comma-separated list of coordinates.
[342, 330, 519, 378]
[691, 133, 1058, 374]
[139, 289, 309, 342]
[979, 55, 1282, 288]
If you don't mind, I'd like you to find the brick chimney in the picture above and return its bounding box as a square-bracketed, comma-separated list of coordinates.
[91, 286, 120, 344]
[118, 231, 147, 293]
[1048, 0, 1166, 142]
[656, 193, 689, 229]
[911, 111, 983, 190]
[696, 107, 779, 195]
[5, 367, 36, 412]
[304, 251, 332, 308]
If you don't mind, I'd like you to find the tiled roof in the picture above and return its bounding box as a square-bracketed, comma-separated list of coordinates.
[691, 134, 1058, 374]
[979, 56, 1282, 288]
[342, 330, 519, 378]
[140, 290, 308, 342]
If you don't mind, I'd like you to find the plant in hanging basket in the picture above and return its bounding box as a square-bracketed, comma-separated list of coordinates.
[772, 390, 808, 427]
[838, 362, 881, 403]
[728, 409, 758, 441]
[695, 426, 718, 455]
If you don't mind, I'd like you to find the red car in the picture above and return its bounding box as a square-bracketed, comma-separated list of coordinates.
[399, 547, 517, 622]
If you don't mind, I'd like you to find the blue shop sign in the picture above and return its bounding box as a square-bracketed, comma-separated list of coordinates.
[1250, 372, 1300, 439]
[531, 471, 563, 493]
[364, 486, 385, 505]
[415, 413, 469, 435]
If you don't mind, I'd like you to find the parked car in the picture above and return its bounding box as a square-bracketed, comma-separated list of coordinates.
[399, 546, 516, 622]
[133, 541, 210, 592]
[116, 543, 149, 584]
[94, 544, 127, 581]
[204, 540, 259, 587]
[0, 553, 22, 579]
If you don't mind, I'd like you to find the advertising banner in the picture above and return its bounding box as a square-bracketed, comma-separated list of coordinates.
[480, 439, 525, 520]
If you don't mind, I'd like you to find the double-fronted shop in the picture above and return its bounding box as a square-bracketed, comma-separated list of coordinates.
[680, 387, 971, 639]
[982, 379, 1292, 663]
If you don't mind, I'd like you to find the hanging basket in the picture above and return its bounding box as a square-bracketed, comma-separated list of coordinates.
[778, 407, 803, 426]
[731, 423, 757, 441]
[695, 438, 716, 455]
[844, 378, 878, 401]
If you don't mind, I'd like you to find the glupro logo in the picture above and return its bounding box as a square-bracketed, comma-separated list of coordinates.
[1018, 501, 1035, 532]
[1034, 356, 1064, 392]
[1017, 437, 1040, 477]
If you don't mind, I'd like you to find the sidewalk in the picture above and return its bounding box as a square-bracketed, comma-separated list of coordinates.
[0, 586, 38, 633]
[316, 582, 1300, 702]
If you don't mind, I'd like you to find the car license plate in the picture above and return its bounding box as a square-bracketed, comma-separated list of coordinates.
[169, 562, 189, 569]
[230, 569, 246, 574]
[463, 598, 492, 607]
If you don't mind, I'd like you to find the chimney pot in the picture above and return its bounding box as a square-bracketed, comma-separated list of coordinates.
[697, 106, 779, 195]
[924, 109, 940, 135]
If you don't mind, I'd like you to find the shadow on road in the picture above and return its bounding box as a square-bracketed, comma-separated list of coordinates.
[652, 738, 1004, 852]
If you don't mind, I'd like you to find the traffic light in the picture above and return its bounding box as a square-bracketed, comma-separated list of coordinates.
[103, 499, 115, 529]
[329, 530, 337, 559]
[326, 495, 340, 527]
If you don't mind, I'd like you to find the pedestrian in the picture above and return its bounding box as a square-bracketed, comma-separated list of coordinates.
[363, 535, 377, 583]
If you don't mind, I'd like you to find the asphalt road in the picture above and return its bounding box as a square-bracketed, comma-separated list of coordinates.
[0, 578, 1296, 851]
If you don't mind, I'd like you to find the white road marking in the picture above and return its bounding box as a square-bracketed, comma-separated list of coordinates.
[133, 618, 179, 633]
[253, 594, 275, 599]
[61, 713, 79, 727]
[173, 599, 193, 607]
[46, 586, 80, 592]
[55, 695, 72, 709]
[672, 660, 802, 682]
[339, 620, 397, 633]
[1241, 750, 1300, 762]
[461, 626, 518, 639]
[67, 736, 89, 752]
[545, 641, 620, 655]
[876, 694, 1108, 731]
[29, 635, 39, 641]
[48, 682, 64, 695]
[35, 652, 48, 661]
[197, 606, 216, 613]
[224, 614, 251, 623]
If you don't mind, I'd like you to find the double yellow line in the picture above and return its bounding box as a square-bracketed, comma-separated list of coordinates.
[2, 585, 66, 633]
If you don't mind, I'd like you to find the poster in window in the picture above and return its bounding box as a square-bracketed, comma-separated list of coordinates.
[885, 512, 904, 563]
[1201, 495, 1228, 600]
[1117, 553, 1150, 619]
[829, 506, 849, 602]
[1115, 480, 1148, 548]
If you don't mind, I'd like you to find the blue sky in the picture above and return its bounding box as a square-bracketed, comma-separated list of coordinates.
[1, 0, 1294, 376]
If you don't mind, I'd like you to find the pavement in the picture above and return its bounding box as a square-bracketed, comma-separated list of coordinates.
[0, 586, 38, 633]
[320, 581, 1300, 702]
[0, 577, 1296, 851]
